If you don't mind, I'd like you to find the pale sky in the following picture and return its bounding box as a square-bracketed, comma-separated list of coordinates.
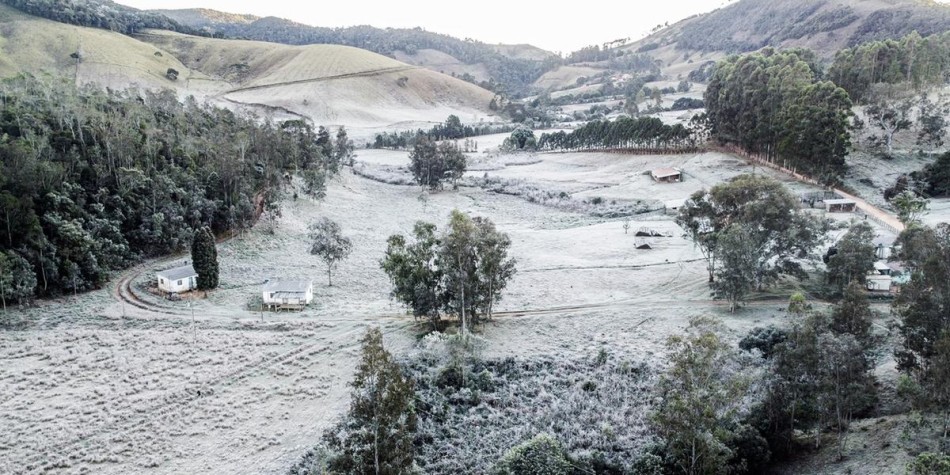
[115, 0, 740, 54]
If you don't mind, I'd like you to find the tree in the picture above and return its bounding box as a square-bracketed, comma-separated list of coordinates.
[652, 318, 751, 474]
[191, 226, 218, 290]
[826, 221, 877, 292]
[920, 332, 950, 438]
[830, 281, 874, 348]
[916, 94, 949, 152]
[334, 126, 355, 167]
[712, 224, 759, 312]
[678, 174, 827, 292]
[891, 190, 929, 225]
[495, 434, 573, 475]
[893, 223, 950, 380]
[380, 222, 443, 326]
[471, 216, 516, 320]
[327, 327, 416, 474]
[863, 87, 914, 157]
[815, 332, 876, 458]
[0, 250, 36, 309]
[309, 218, 353, 286]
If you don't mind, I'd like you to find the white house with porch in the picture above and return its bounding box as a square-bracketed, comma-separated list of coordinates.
[262, 279, 314, 311]
[157, 263, 198, 294]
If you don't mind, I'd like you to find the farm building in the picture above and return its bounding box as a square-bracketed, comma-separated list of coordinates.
[262, 279, 314, 311]
[824, 198, 857, 213]
[867, 274, 892, 292]
[156, 264, 198, 294]
[651, 167, 682, 183]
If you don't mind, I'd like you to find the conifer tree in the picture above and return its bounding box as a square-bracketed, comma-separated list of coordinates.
[191, 226, 218, 290]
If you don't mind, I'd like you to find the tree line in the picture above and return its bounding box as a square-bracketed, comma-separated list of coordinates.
[704, 48, 853, 182]
[0, 0, 208, 36]
[371, 115, 518, 150]
[537, 117, 697, 152]
[828, 30, 950, 102]
[0, 75, 342, 302]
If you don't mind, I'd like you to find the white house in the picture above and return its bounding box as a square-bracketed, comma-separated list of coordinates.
[157, 264, 198, 294]
[262, 279, 314, 311]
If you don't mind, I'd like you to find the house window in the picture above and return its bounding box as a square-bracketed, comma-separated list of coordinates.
[159, 278, 164, 284]
[177, 280, 182, 285]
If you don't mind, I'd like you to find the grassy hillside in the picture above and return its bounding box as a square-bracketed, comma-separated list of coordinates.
[140, 30, 496, 129]
[0, 5, 495, 134]
[152, 7, 557, 96]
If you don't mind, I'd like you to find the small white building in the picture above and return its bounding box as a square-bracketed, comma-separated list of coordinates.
[262, 279, 314, 311]
[157, 264, 198, 294]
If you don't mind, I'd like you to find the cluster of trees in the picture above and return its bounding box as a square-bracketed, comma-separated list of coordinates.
[0, 0, 206, 36]
[892, 223, 950, 437]
[705, 49, 853, 181]
[828, 31, 950, 102]
[407, 138, 466, 190]
[0, 75, 340, 301]
[371, 115, 517, 150]
[652, 292, 879, 473]
[381, 210, 516, 331]
[677, 174, 828, 311]
[537, 117, 697, 152]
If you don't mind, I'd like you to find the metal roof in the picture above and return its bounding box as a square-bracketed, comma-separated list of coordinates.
[824, 198, 856, 205]
[157, 264, 197, 281]
[651, 167, 681, 178]
[262, 279, 312, 293]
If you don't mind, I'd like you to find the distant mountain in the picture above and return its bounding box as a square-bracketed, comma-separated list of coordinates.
[627, 0, 950, 71]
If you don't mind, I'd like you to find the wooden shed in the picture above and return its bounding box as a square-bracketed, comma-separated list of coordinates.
[651, 167, 682, 183]
[157, 264, 198, 294]
[824, 198, 857, 213]
[262, 279, 314, 311]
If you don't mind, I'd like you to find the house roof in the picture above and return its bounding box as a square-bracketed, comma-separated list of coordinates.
[157, 264, 197, 281]
[874, 261, 891, 272]
[651, 167, 681, 178]
[824, 198, 856, 205]
[263, 279, 312, 293]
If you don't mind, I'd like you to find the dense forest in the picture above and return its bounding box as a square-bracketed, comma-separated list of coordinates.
[828, 30, 950, 102]
[671, 0, 950, 54]
[0, 75, 336, 301]
[0, 0, 207, 36]
[704, 48, 853, 182]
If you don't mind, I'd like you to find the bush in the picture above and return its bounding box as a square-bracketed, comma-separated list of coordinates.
[908, 452, 950, 475]
[495, 434, 572, 475]
[739, 326, 789, 358]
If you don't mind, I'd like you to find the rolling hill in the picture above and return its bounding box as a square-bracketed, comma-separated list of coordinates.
[153, 7, 559, 96]
[625, 0, 950, 76]
[0, 3, 497, 138]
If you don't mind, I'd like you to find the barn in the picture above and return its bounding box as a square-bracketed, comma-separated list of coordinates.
[262, 279, 314, 311]
[651, 167, 682, 183]
[157, 264, 198, 294]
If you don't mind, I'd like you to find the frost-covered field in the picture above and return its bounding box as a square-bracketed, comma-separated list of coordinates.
[2, 151, 830, 474]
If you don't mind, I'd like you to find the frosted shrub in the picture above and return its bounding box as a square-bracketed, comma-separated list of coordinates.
[402, 345, 656, 473]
